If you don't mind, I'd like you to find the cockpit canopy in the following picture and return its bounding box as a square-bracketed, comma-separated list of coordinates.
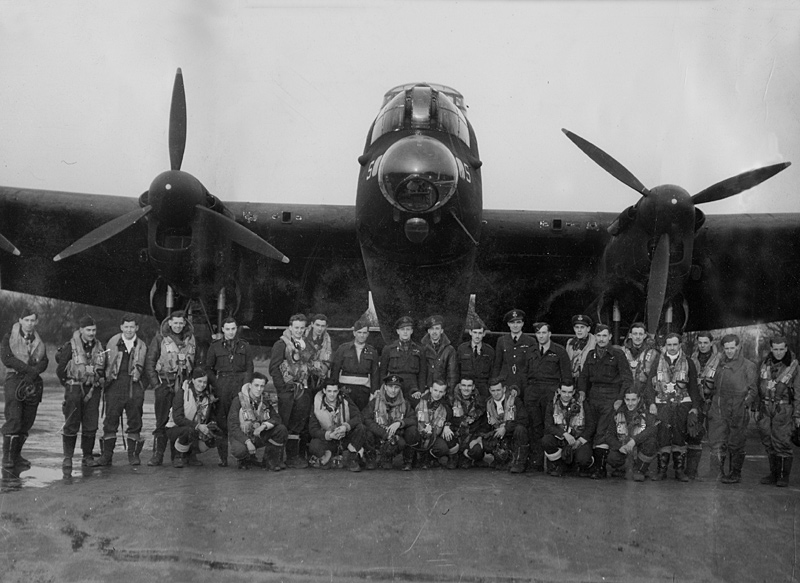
[371, 84, 470, 147]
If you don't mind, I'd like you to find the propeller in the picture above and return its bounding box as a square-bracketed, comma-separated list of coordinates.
[563, 127, 791, 332]
[54, 68, 289, 265]
[0, 234, 21, 257]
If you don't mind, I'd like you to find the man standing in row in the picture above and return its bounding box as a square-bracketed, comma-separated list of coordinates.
[456, 317, 494, 402]
[145, 311, 196, 466]
[525, 322, 572, 471]
[270, 314, 315, 469]
[305, 314, 333, 394]
[379, 316, 426, 407]
[755, 335, 800, 487]
[492, 309, 534, 393]
[578, 324, 633, 479]
[2, 306, 48, 471]
[57, 315, 107, 470]
[206, 317, 253, 467]
[647, 333, 700, 482]
[421, 315, 458, 399]
[708, 334, 757, 484]
[566, 314, 595, 385]
[622, 322, 659, 394]
[330, 318, 379, 411]
[97, 313, 147, 466]
[687, 331, 720, 479]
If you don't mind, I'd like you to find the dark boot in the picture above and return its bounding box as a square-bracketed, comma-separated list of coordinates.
[147, 435, 166, 466]
[721, 451, 744, 484]
[445, 455, 458, 470]
[760, 454, 778, 485]
[128, 438, 145, 466]
[97, 437, 116, 466]
[187, 444, 203, 467]
[342, 450, 361, 472]
[590, 448, 608, 480]
[262, 443, 283, 472]
[237, 456, 250, 470]
[673, 451, 689, 482]
[402, 447, 414, 471]
[710, 452, 727, 481]
[172, 443, 185, 468]
[2, 435, 13, 469]
[285, 438, 308, 469]
[651, 452, 670, 481]
[776, 457, 792, 488]
[62, 435, 77, 470]
[217, 438, 228, 467]
[81, 434, 99, 467]
[685, 448, 702, 480]
[510, 445, 529, 474]
[633, 458, 651, 482]
[548, 459, 565, 477]
[16, 435, 31, 469]
[364, 449, 378, 470]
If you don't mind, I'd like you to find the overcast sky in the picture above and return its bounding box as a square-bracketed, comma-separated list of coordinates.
[0, 0, 797, 216]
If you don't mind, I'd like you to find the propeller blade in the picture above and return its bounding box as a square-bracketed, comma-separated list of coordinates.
[195, 205, 290, 264]
[169, 68, 187, 171]
[0, 233, 21, 256]
[54, 206, 152, 262]
[646, 233, 670, 335]
[562, 129, 650, 196]
[691, 162, 791, 205]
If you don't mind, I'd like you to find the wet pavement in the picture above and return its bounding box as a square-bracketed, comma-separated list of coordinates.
[1, 388, 798, 583]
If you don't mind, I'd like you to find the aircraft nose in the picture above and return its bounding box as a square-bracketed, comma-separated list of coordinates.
[377, 135, 458, 213]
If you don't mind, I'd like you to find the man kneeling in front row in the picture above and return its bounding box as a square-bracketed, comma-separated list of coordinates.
[604, 389, 659, 482]
[308, 380, 366, 472]
[542, 384, 595, 477]
[483, 377, 529, 473]
[228, 373, 288, 470]
[363, 374, 417, 470]
[165, 367, 222, 468]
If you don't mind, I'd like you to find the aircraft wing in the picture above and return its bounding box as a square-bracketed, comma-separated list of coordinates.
[474, 209, 616, 329]
[0, 186, 155, 313]
[686, 213, 800, 330]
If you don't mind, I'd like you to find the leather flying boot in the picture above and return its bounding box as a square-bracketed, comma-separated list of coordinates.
[217, 438, 229, 467]
[776, 456, 792, 488]
[97, 437, 116, 466]
[128, 438, 145, 466]
[62, 435, 77, 470]
[633, 457, 651, 482]
[147, 435, 166, 466]
[81, 434, 100, 467]
[2, 435, 13, 469]
[510, 445, 529, 474]
[590, 448, 608, 480]
[262, 442, 283, 471]
[401, 447, 414, 471]
[760, 454, 778, 485]
[651, 451, 670, 481]
[16, 435, 31, 469]
[285, 437, 308, 469]
[172, 443, 185, 468]
[721, 451, 745, 484]
[673, 451, 689, 482]
[685, 447, 702, 480]
[187, 443, 203, 466]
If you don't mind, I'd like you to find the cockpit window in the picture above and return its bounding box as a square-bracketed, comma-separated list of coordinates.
[371, 85, 470, 147]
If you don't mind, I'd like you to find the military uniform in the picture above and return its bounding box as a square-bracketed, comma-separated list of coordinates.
[524, 341, 572, 470]
[228, 385, 287, 470]
[708, 352, 757, 483]
[604, 400, 658, 481]
[646, 349, 700, 481]
[492, 334, 534, 393]
[362, 377, 417, 470]
[330, 340, 380, 412]
[565, 314, 595, 385]
[421, 332, 458, 398]
[56, 326, 107, 469]
[456, 340, 494, 401]
[166, 380, 221, 468]
[98, 332, 147, 466]
[451, 387, 487, 468]
[483, 387, 529, 472]
[687, 345, 721, 478]
[578, 342, 633, 478]
[621, 337, 660, 400]
[1, 322, 48, 470]
[755, 351, 800, 487]
[144, 316, 196, 465]
[414, 390, 458, 468]
[379, 340, 426, 405]
[304, 327, 332, 394]
[308, 390, 366, 471]
[542, 393, 595, 476]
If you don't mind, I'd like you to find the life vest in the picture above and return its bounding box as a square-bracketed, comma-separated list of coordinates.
[452, 393, 481, 427]
[551, 395, 585, 434]
[566, 334, 596, 378]
[691, 346, 720, 390]
[9, 322, 46, 368]
[614, 406, 648, 440]
[652, 349, 691, 404]
[372, 385, 406, 428]
[759, 356, 798, 402]
[238, 386, 274, 437]
[486, 388, 518, 428]
[304, 328, 332, 378]
[416, 393, 448, 448]
[66, 331, 105, 384]
[313, 390, 352, 432]
[105, 333, 146, 382]
[622, 339, 658, 384]
[279, 329, 315, 388]
[167, 380, 213, 428]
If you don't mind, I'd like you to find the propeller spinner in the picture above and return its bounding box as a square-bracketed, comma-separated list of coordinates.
[54, 69, 289, 265]
[563, 128, 790, 334]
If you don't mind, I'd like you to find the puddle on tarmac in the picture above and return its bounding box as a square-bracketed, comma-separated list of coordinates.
[1, 463, 101, 492]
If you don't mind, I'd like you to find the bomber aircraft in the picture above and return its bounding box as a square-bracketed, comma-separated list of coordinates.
[0, 69, 796, 345]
